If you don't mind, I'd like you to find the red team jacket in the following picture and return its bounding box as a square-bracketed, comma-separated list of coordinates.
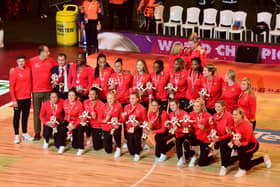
[9, 67, 32, 101]
[92, 67, 113, 100]
[148, 110, 169, 134]
[185, 69, 203, 100]
[131, 73, 151, 102]
[40, 99, 64, 125]
[100, 102, 123, 132]
[63, 99, 84, 128]
[123, 103, 147, 133]
[222, 82, 241, 113]
[169, 69, 188, 99]
[184, 48, 206, 68]
[232, 120, 258, 146]
[150, 71, 169, 101]
[238, 92, 257, 121]
[213, 111, 234, 141]
[68, 64, 93, 95]
[83, 99, 104, 129]
[26, 56, 57, 92]
[110, 70, 132, 104]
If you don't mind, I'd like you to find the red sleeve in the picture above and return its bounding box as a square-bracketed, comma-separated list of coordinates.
[137, 0, 144, 11]
[84, 66, 93, 95]
[9, 70, 17, 101]
[67, 64, 74, 89]
[26, 59, 32, 68]
[153, 111, 168, 134]
[200, 50, 207, 67]
[74, 102, 84, 128]
[218, 114, 234, 141]
[50, 57, 57, 67]
[40, 102, 48, 125]
[240, 124, 251, 146]
[248, 95, 256, 121]
[141, 107, 148, 123]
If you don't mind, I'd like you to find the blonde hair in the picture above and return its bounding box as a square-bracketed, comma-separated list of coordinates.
[170, 42, 184, 56]
[233, 108, 248, 121]
[205, 64, 217, 76]
[189, 32, 199, 43]
[107, 91, 117, 102]
[241, 77, 255, 96]
[136, 59, 149, 74]
[194, 98, 207, 112]
[226, 69, 236, 82]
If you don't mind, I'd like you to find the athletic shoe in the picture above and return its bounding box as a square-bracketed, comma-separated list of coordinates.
[234, 168, 246, 178]
[188, 155, 197, 167]
[177, 157, 186, 166]
[155, 157, 160, 163]
[76, 149, 84, 156]
[58, 146, 65, 154]
[122, 143, 128, 149]
[22, 133, 34, 141]
[134, 154, 140, 162]
[158, 154, 167, 162]
[143, 143, 150, 150]
[33, 133, 41, 141]
[14, 135, 20, 144]
[219, 166, 227, 176]
[264, 155, 272, 168]
[86, 138, 91, 146]
[43, 140, 48, 149]
[114, 148, 121, 158]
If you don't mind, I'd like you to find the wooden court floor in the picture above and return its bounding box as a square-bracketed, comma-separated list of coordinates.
[0, 50, 280, 186]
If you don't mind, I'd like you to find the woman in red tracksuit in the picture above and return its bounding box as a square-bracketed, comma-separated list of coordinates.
[122, 92, 147, 162]
[231, 108, 271, 178]
[167, 98, 197, 167]
[68, 52, 93, 100]
[185, 57, 203, 112]
[83, 87, 104, 151]
[222, 69, 241, 113]
[40, 90, 64, 150]
[9, 54, 33, 144]
[238, 77, 257, 130]
[212, 100, 237, 176]
[58, 88, 84, 156]
[150, 60, 169, 110]
[147, 98, 174, 162]
[201, 64, 223, 115]
[131, 59, 151, 110]
[109, 58, 132, 106]
[189, 98, 214, 167]
[168, 57, 188, 111]
[100, 91, 123, 158]
[184, 32, 206, 68]
[92, 53, 114, 102]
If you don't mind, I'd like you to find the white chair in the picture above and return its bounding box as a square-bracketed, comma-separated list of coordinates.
[229, 11, 247, 41]
[163, 6, 183, 36]
[214, 10, 233, 40]
[269, 13, 280, 43]
[198, 8, 218, 38]
[180, 7, 200, 37]
[251, 12, 272, 43]
[154, 5, 164, 35]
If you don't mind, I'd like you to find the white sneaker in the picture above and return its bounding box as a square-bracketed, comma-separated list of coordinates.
[86, 138, 91, 146]
[219, 166, 227, 176]
[143, 143, 150, 150]
[264, 155, 272, 168]
[188, 155, 197, 167]
[22, 133, 34, 141]
[58, 146, 65, 154]
[234, 168, 246, 178]
[14, 135, 20, 144]
[177, 157, 185, 166]
[134, 154, 140, 162]
[114, 148, 121, 158]
[155, 157, 160, 162]
[122, 143, 128, 149]
[76, 149, 84, 156]
[158, 153, 167, 162]
[43, 140, 49, 149]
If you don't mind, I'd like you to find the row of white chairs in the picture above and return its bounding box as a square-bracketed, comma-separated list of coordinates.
[154, 5, 280, 43]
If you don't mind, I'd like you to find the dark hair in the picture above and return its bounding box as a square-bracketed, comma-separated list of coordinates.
[130, 92, 140, 102]
[89, 87, 99, 97]
[58, 53, 67, 59]
[151, 98, 163, 125]
[115, 58, 123, 65]
[154, 60, 164, 72]
[77, 52, 87, 65]
[16, 54, 26, 60]
[38, 45, 47, 55]
[174, 57, 185, 69]
[69, 87, 77, 96]
[50, 89, 59, 97]
[169, 98, 179, 105]
[94, 53, 110, 78]
[190, 57, 203, 76]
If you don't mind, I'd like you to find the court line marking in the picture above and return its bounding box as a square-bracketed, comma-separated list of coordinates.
[0, 102, 12, 110]
[130, 162, 157, 187]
